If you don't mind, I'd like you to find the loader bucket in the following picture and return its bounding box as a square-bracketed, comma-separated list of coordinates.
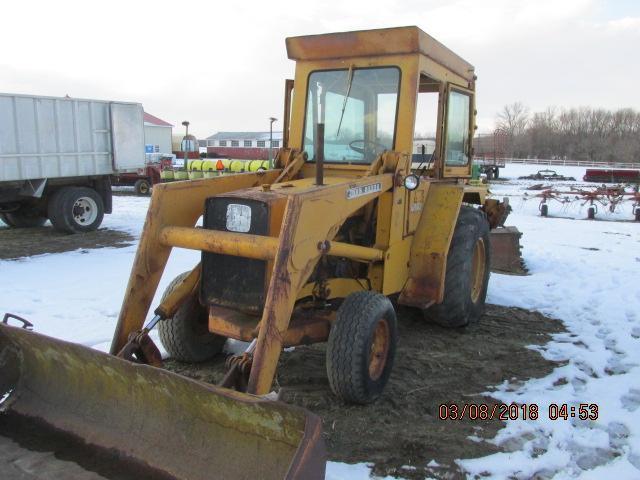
[0, 324, 325, 480]
[489, 226, 527, 275]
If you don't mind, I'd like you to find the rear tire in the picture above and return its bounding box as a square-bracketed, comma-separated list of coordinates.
[158, 272, 226, 362]
[424, 206, 490, 328]
[48, 187, 104, 233]
[493, 167, 500, 179]
[540, 204, 548, 217]
[134, 178, 151, 195]
[326, 291, 397, 404]
[0, 208, 46, 228]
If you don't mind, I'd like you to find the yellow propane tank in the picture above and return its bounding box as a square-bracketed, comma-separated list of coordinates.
[202, 160, 215, 172]
[188, 160, 203, 172]
[160, 170, 175, 181]
[229, 160, 245, 173]
[247, 160, 262, 172]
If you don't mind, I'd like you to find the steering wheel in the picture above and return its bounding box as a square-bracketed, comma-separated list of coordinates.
[348, 139, 387, 156]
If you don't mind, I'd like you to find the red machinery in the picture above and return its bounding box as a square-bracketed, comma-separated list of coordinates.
[583, 169, 640, 184]
[526, 185, 640, 221]
[112, 157, 173, 195]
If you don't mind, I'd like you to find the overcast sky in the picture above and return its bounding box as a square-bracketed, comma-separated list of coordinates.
[1, 0, 638, 138]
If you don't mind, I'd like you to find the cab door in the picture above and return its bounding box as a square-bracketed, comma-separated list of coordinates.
[441, 84, 475, 178]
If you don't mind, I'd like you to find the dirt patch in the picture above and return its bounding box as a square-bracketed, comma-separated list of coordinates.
[166, 304, 565, 479]
[0, 226, 134, 260]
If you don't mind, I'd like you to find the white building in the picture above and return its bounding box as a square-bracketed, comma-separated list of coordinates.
[144, 112, 173, 156]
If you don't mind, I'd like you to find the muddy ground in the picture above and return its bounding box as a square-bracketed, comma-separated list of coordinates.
[0, 225, 134, 260]
[167, 304, 565, 479]
[0, 204, 565, 479]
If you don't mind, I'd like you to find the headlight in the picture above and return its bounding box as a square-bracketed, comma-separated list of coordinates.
[404, 174, 420, 191]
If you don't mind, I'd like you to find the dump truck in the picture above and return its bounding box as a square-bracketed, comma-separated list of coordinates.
[0, 26, 521, 479]
[0, 93, 145, 232]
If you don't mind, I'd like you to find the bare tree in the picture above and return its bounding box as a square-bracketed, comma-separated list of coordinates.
[493, 104, 640, 163]
[497, 102, 530, 137]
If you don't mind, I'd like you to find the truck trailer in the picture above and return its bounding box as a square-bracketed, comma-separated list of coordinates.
[0, 93, 145, 232]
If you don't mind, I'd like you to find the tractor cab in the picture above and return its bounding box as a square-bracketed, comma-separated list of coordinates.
[283, 26, 476, 181]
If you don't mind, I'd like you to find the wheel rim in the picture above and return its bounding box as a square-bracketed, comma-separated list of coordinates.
[72, 197, 98, 225]
[470, 237, 486, 303]
[140, 182, 150, 194]
[368, 318, 390, 381]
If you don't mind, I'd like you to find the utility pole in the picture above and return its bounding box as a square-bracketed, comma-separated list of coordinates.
[181, 121, 190, 170]
[269, 117, 277, 168]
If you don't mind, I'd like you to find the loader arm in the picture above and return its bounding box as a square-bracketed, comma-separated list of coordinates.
[110, 171, 281, 354]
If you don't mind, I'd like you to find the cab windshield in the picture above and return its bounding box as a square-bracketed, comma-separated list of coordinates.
[303, 67, 400, 164]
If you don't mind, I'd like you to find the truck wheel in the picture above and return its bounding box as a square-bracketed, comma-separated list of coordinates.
[48, 187, 105, 233]
[134, 178, 151, 195]
[0, 209, 47, 228]
[158, 272, 226, 362]
[485, 169, 494, 181]
[424, 206, 491, 328]
[326, 291, 397, 404]
[493, 167, 500, 179]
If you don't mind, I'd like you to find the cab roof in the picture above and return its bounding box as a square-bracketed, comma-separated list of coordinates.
[286, 26, 475, 82]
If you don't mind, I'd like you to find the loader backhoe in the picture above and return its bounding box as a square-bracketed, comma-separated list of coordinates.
[0, 26, 520, 479]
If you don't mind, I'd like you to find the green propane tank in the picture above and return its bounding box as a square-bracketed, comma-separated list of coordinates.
[471, 163, 480, 180]
[174, 170, 189, 181]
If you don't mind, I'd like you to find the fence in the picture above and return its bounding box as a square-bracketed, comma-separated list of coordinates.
[496, 158, 640, 169]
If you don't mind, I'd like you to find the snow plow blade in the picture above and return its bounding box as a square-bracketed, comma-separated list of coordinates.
[489, 226, 527, 275]
[0, 324, 325, 480]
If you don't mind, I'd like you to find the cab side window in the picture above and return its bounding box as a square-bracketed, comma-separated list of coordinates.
[444, 90, 471, 166]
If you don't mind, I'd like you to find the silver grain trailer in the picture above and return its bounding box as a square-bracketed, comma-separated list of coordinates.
[0, 93, 145, 233]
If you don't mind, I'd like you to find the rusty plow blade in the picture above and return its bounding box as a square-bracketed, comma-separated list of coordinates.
[0, 324, 325, 480]
[489, 226, 527, 275]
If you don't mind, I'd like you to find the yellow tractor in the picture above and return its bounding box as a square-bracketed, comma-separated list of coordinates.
[0, 26, 516, 479]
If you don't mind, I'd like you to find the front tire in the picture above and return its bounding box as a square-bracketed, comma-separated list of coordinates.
[424, 206, 490, 328]
[326, 291, 397, 404]
[158, 272, 226, 362]
[48, 187, 104, 233]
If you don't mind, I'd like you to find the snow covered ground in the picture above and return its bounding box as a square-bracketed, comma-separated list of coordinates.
[1, 163, 639, 479]
[456, 165, 640, 479]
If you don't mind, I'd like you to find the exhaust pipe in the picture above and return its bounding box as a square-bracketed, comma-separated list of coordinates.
[315, 123, 324, 186]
